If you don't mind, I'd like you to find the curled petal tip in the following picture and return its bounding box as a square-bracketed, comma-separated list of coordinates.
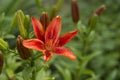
[74, 30, 79, 33]
[56, 15, 60, 18]
[17, 35, 21, 39]
[31, 17, 37, 22]
[42, 11, 46, 14]
[31, 17, 36, 22]
[71, 55, 76, 60]
[72, 30, 79, 35]
[31, 16, 34, 20]
[56, 15, 61, 21]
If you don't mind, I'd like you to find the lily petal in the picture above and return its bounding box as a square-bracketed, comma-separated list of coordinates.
[58, 30, 78, 46]
[54, 47, 76, 60]
[43, 50, 53, 61]
[23, 39, 44, 52]
[45, 16, 61, 47]
[31, 17, 44, 40]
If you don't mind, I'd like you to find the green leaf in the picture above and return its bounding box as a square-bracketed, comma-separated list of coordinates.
[83, 69, 96, 78]
[22, 66, 32, 80]
[55, 64, 72, 80]
[77, 21, 86, 33]
[10, 12, 17, 27]
[106, 69, 117, 80]
[4, 34, 15, 39]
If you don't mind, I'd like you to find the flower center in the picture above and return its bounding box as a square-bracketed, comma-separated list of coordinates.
[45, 39, 54, 51]
[45, 51, 51, 57]
[48, 34, 53, 39]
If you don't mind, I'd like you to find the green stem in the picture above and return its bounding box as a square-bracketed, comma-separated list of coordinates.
[31, 58, 36, 80]
[76, 35, 89, 79]
[32, 69, 36, 80]
[82, 38, 87, 53]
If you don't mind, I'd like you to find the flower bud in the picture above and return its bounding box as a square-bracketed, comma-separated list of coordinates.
[0, 38, 9, 50]
[95, 5, 106, 16]
[87, 13, 98, 34]
[50, 6, 57, 20]
[16, 35, 31, 59]
[71, 0, 80, 23]
[50, 0, 64, 20]
[40, 12, 50, 30]
[56, 0, 64, 12]
[17, 10, 28, 39]
[0, 51, 3, 74]
[24, 15, 30, 33]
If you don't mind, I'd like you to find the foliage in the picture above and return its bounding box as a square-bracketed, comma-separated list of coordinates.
[0, 0, 119, 80]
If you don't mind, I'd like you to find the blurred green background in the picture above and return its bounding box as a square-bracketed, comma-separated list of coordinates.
[0, 0, 120, 80]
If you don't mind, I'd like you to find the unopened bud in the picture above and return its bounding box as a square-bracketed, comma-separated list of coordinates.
[56, 0, 64, 12]
[24, 15, 30, 32]
[71, 0, 80, 23]
[16, 35, 31, 59]
[87, 13, 98, 34]
[50, 0, 64, 20]
[40, 12, 50, 30]
[0, 51, 3, 74]
[17, 10, 28, 39]
[95, 5, 106, 16]
[50, 6, 57, 20]
[0, 38, 9, 50]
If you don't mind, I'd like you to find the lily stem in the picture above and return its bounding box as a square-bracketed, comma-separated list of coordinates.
[31, 58, 36, 80]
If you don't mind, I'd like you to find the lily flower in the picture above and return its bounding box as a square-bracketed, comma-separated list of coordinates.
[23, 16, 78, 61]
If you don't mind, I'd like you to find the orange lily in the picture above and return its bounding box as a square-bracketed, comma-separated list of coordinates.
[23, 16, 78, 61]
